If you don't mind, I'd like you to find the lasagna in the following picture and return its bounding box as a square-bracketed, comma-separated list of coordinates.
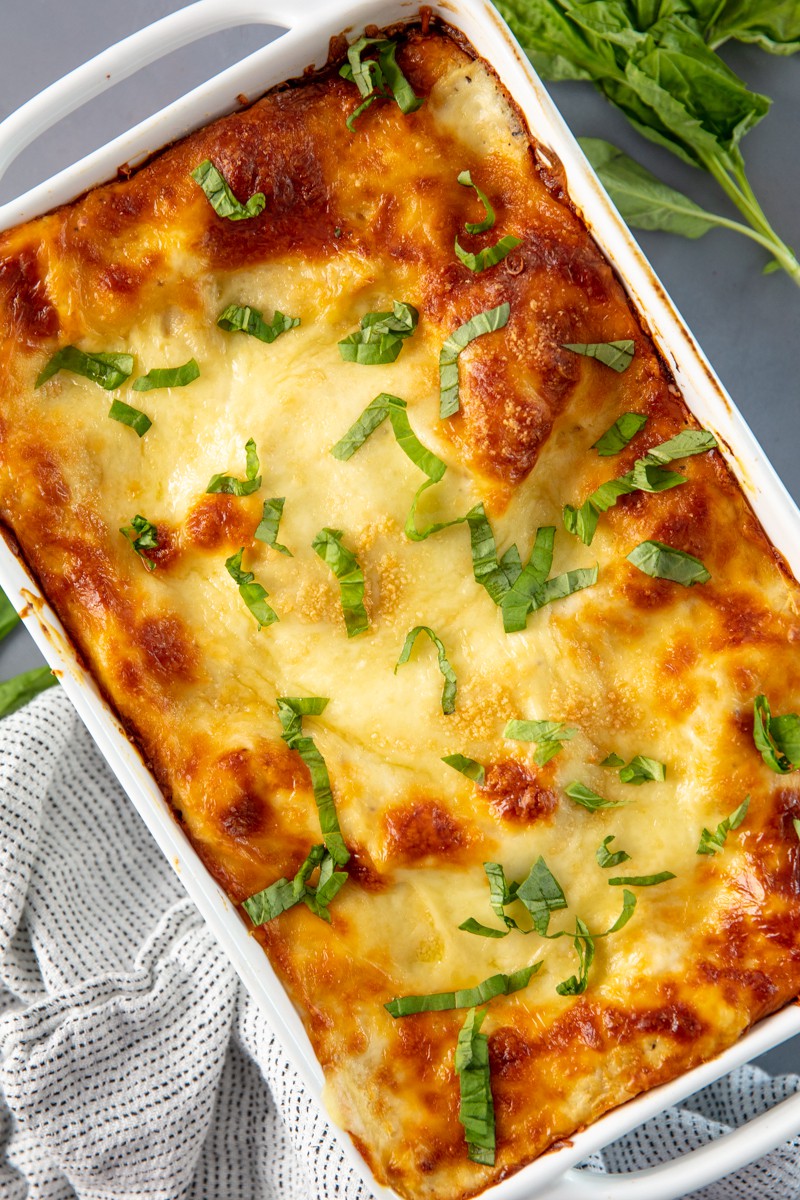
[1, 19, 799, 1200]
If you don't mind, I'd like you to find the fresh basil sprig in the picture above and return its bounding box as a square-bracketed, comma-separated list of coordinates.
[596, 835, 631, 869]
[225, 548, 278, 628]
[340, 37, 423, 131]
[339, 301, 419, 365]
[217, 304, 300, 343]
[277, 697, 349, 865]
[108, 399, 152, 437]
[592, 412, 648, 456]
[36, 346, 133, 390]
[243, 843, 347, 926]
[440, 303, 510, 417]
[504, 718, 577, 766]
[255, 497, 292, 556]
[0, 666, 58, 719]
[627, 540, 711, 586]
[562, 340, 634, 372]
[455, 1007, 495, 1166]
[753, 694, 800, 773]
[697, 796, 750, 855]
[311, 528, 369, 637]
[132, 359, 200, 392]
[565, 782, 628, 811]
[120, 515, 159, 571]
[385, 963, 539, 1018]
[191, 160, 265, 220]
[332, 393, 446, 481]
[395, 626, 457, 714]
[207, 438, 261, 496]
[442, 754, 486, 785]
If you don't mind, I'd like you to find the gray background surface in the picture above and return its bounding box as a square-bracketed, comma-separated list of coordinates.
[0, 0, 798, 1162]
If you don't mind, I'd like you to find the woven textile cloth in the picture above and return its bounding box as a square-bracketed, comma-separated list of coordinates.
[1, 690, 798, 1200]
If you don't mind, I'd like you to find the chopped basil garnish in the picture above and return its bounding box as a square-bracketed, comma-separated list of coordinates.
[565, 782, 628, 811]
[442, 754, 485, 785]
[466, 503, 522, 605]
[564, 429, 718, 546]
[794, 818, 800, 843]
[332, 392, 446, 481]
[311, 528, 368, 637]
[503, 718, 577, 766]
[404, 479, 466, 542]
[596, 835, 631, 869]
[607, 872, 676, 887]
[191, 159, 265, 220]
[455, 235, 523, 274]
[243, 843, 347, 926]
[340, 37, 423, 131]
[120, 514, 159, 571]
[207, 437, 261, 496]
[395, 626, 457, 713]
[458, 170, 496, 233]
[455, 1007, 495, 1166]
[0, 666, 58, 719]
[132, 358, 200, 392]
[338, 300, 418, 364]
[108, 399, 152, 438]
[0, 588, 20, 643]
[562, 340, 635, 373]
[460, 861, 520, 937]
[697, 796, 750, 855]
[619, 755, 667, 785]
[517, 857, 568, 936]
[36, 346, 133, 390]
[556, 891, 637, 995]
[225, 548, 278, 628]
[592, 412, 648, 456]
[600, 752, 625, 769]
[753, 694, 800, 774]
[439, 303, 510, 418]
[627, 540, 711, 586]
[217, 304, 300, 344]
[255, 497, 292, 556]
[385, 962, 539, 1018]
[277, 697, 349, 865]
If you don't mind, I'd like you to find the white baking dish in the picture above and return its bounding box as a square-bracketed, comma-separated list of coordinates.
[1, 2, 799, 1197]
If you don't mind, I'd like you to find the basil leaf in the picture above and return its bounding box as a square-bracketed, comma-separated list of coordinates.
[340, 37, 423, 130]
[439, 303, 510, 418]
[562, 340, 634, 373]
[516, 856, 567, 936]
[455, 1007, 495, 1166]
[504, 718, 577, 766]
[377, 39, 423, 114]
[332, 393, 446, 482]
[191, 159, 265, 220]
[706, 1, 800, 55]
[458, 169, 496, 233]
[404, 478, 467, 542]
[255, 497, 292, 556]
[556, 917, 595, 996]
[245, 844, 347, 925]
[292, 843, 326, 898]
[0, 666, 58, 719]
[753, 694, 800, 773]
[485, 861, 519, 924]
[338, 300, 418, 364]
[0, 588, 20, 643]
[697, 796, 750, 855]
[108, 399, 152, 438]
[396, 626, 457, 714]
[627, 540, 711, 586]
[532, 566, 598, 612]
[600, 752, 625, 769]
[207, 438, 262, 496]
[458, 918, 509, 939]
[225, 548, 278, 628]
[277, 697, 349, 865]
[132, 358, 200, 392]
[793, 817, 800, 843]
[36, 346, 133, 390]
[455, 235, 523, 274]
[592, 412, 648, 456]
[641, 430, 718, 464]
[603, 888, 637, 935]
[243, 877, 297, 925]
[217, 304, 300, 343]
[442, 754, 485, 785]
[596, 835, 631, 869]
[385, 963, 540, 1018]
[311, 528, 368, 638]
[565, 782, 628, 811]
[466, 503, 518, 605]
[120, 514, 159, 572]
[619, 755, 667, 785]
[500, 526, 555, 632]
[608, 872, 676, 887]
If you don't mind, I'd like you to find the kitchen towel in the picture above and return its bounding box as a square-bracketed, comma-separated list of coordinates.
[1, 689, 798, 1200]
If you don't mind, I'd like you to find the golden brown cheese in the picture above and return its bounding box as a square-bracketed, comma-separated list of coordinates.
[1, 23, 800, 1200]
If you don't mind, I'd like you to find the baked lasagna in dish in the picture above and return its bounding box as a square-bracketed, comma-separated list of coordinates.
[1, 18, 799, 1200]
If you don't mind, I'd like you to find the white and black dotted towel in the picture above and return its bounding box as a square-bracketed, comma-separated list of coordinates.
[1, 690, 798, 1200]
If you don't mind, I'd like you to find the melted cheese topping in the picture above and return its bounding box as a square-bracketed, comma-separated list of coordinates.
[1, 26, 800, 1200]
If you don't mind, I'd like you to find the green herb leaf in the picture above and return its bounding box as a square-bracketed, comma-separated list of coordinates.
[225, 548, 278, 628]
[466, 503, 520, 605]
[592, 412, 648, 456]
[565, 782, 628, 811]
[217, 304, 300, 343]
[207, 438, 262, 496]
[619, 755, 667, 785]
[556, 917, 595, 996]
[705, 1, 800, 56]
[562, 340, 634, 372]
[277, 697, 349, 865]
[600, 752, 625, 769]
[191, 159, 265, 220]
[340, 37, 423, 130]
[627, 540, 711, 586]
[132, 358, 200, 392]
[607, 872, 676, 887]
[500, 526, 555, 632]
[338, 300, 418, 365]
[455, 1007, 495, 1166]
[36, 346, 133, 390]
[439, 303, 510, 418]
[244, 843, 347, 926]
[458, 169, 496, 233]
[503, 718, 577, 766]
[442, 754, 486, 785]
[532, 566, 599, 612]
[332, 393, 446, 481]
[243, 877, 298, 925]
[404, 478, 467, 542]
[385, 963, 540, 1017]
[396, 626, 457, 713]
[120, 514, 159, 572]
[255, 497, 292, 556]
[0, 588, 20, 643]
[516, 856, 568, 935]
[458, 918, 510, 939]
[455, 234, 523, 274]
[108, 399, 152, 437]
[793, 817, 800, 842]
[0, 666, 58, 719]
[604, 888, 637, 934]
[697, 795, 750, 855]
[596, 835, 631, 869]
[311, 528, 368, 637]
[753, 694, 800, 774]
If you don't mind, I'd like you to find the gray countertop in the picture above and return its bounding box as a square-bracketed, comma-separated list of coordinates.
[1, 0, 798, 1170]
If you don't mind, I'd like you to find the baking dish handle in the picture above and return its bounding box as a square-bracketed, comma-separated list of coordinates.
[0, 0, 328, 188]
[543, 1082, 800, 1200]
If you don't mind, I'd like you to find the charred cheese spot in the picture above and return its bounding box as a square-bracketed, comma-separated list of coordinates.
[185, 494, 259, 551]
[0, 246, 59, 348]
[383, 800, 474, 866]
[134, 612, 199, 683]
[482, 759, 558, 824]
